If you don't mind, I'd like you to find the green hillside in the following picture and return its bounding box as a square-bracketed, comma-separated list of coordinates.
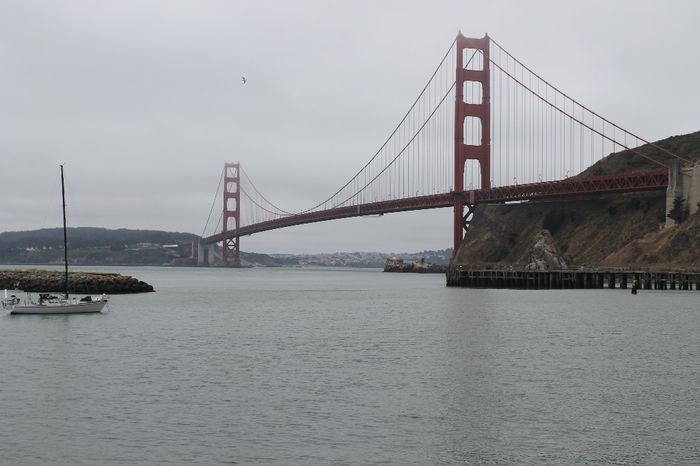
[0, 228, 197, 266]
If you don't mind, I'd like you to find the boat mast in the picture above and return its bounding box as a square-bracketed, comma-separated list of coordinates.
[60, 165, 69, 299]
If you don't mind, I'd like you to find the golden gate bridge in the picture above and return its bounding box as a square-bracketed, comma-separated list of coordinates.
[200, 32, 690, 266]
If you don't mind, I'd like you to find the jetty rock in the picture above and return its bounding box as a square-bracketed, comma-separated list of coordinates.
[0, 270, 154, 294]
[383, 257, 447, 273]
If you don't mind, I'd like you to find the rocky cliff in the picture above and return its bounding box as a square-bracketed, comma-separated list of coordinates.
[453, 131, 700, 271]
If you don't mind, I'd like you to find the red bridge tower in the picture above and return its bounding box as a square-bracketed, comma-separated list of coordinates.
[222, 162, 241, 266]
[453, 32, 490, 258]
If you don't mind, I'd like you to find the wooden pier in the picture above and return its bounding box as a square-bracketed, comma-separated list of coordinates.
[446, 267, 700, 290]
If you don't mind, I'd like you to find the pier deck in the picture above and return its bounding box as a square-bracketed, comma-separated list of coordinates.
[446, 267, 700, 290]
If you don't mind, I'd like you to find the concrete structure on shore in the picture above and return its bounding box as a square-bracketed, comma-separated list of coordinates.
[197, 239, 218, 266]
[666, 160, 700, 227]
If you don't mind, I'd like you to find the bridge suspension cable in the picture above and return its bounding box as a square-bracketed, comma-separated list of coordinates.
[202, 32, 685, 242]
[201, 166, 224, 238]
[297, 37, 459, 214]
[239, 166, 292, 217]
[487, 37, 691, 188]
[205, 37, 463, 233]
[490, 37, 691, 167]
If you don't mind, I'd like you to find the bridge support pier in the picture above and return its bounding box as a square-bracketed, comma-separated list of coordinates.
[454, 200, 475, 254]
[223, 236, 240, 267]
[197, 239, 214, 266]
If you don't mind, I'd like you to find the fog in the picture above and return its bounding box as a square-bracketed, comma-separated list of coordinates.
[2, 0, 698, 253]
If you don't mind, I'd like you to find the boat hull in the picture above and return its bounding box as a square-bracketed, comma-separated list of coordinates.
[10, 300, 107, 315]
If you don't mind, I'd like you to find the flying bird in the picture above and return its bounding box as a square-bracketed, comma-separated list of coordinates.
[242, 76, 246, 84]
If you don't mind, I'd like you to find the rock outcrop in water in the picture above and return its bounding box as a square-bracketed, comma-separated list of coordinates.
[0, 270, 154, 294]
[383, 257, 447, 273]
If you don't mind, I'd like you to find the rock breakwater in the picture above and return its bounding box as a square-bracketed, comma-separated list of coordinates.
[0, 270, 154, 294]
[383, 257, 447, 273]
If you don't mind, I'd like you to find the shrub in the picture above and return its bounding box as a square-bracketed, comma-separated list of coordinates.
[627, 197, 641, 211]
[486, 246, 508, 262]
[508, 232, 519, 246]
[543, 209, 566, 234]
[667, 196, 689, 224]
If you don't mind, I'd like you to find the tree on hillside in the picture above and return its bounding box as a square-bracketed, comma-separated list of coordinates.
[667, 196, 689, 224]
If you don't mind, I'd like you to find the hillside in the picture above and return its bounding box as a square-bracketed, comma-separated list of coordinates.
[579, 130, 700, 176]
[0, 228, 198, 266]
[0, 227, 196, 250]
[454, 130, 700, 271]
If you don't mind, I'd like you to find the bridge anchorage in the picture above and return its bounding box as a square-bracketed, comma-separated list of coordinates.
[200, 31, 693, 267]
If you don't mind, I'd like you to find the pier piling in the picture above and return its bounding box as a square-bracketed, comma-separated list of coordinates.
[447, 268, 700, 290]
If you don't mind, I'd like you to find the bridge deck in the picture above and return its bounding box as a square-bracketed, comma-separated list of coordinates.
[203, 169, 668, 244]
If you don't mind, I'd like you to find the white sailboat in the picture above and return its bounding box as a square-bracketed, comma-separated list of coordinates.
[3, 165, 108, 314]
[4, 292, 108, 314]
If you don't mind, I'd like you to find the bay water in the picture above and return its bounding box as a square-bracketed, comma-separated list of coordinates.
[1, 266, 698, 465]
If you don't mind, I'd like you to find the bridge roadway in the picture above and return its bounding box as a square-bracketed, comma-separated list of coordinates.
[202, 169, 668, 244]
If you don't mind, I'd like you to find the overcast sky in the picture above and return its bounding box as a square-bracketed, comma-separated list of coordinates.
[1, 0, 699, 254]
